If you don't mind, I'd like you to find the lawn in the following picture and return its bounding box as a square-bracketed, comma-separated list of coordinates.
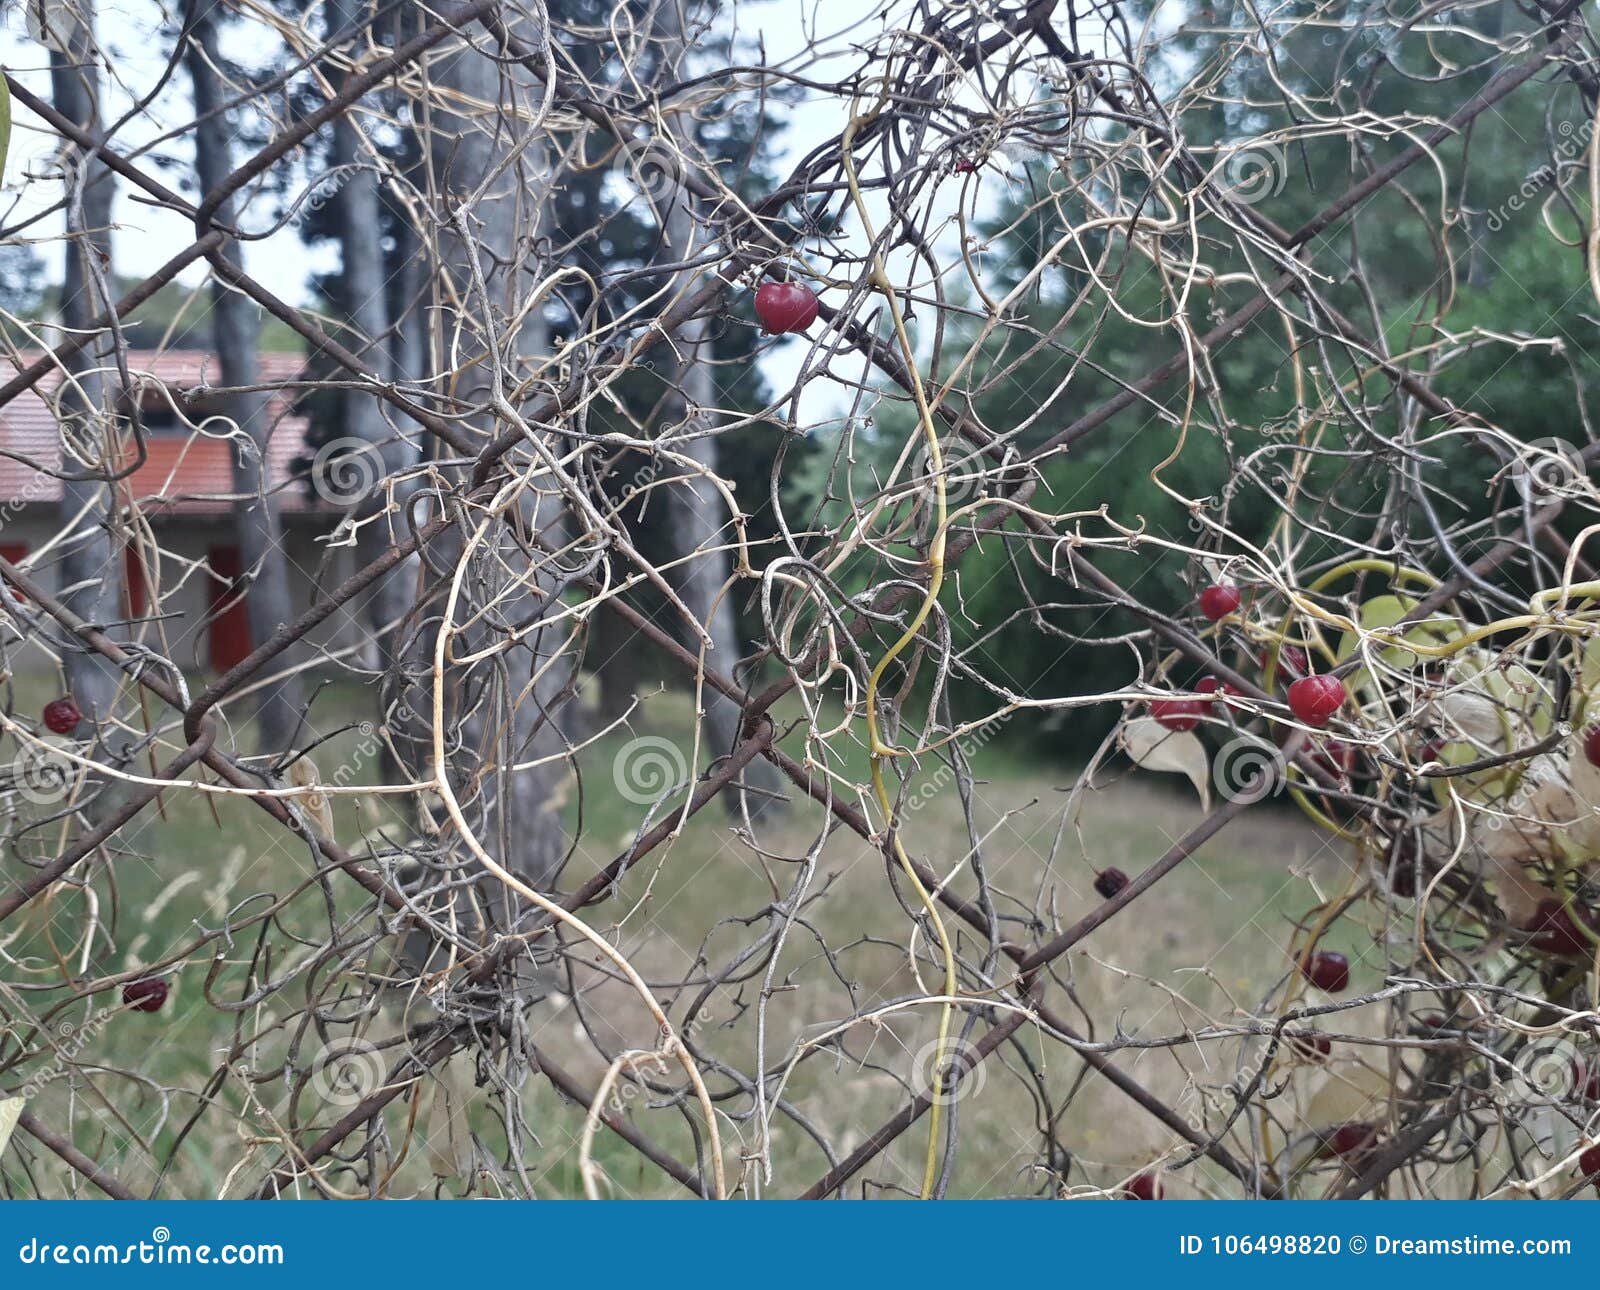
[1, 678, 1371, 1198]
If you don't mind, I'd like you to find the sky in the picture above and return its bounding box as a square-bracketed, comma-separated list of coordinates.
[0, 0, 1025, 421]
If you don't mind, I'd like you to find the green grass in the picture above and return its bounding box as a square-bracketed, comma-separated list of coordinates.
[0, 679, 1365, 1198]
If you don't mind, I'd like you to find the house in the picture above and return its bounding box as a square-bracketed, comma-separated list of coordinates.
[0, 348, 367, 673]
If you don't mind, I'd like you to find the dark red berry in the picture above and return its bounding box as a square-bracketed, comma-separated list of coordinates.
[1260, 645, 1310, 678]
[1580, 1144, 1600, 1178]
[1584, 727, 1600, 769]
[1198, 584, 1242, 621]
[1121, 1170, 1162, 1199]
[1290, 1032, 1332, 1061]
[1323, 1122, 1377, 1159]
[1094, 868, 1130, 900]
[953, 157, 978, 174]
[1150, 697, 1207, 732]
[1196, 677, 1239, 708]
[1301, 950, 1350, 992]
[754, 281, 819, 334]
[1415, 1013, 1446, 1032]
[122, 978, 169, 1013]
[42, 696, 82, 736]
[1287, 675, 1347, 727]
[1308, 738, 1358, 778]
[1527, 898, 1591, 958]
[1569, 1057, 1600, 1101]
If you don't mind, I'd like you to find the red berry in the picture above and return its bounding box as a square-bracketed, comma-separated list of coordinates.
[1196, 677, 1239, 707]
[1121, 1171, 1162, 1199]
[1308, 738, 1358, 778]
[1198, 584, 1241, 620]
[1569, 1058, 1600, 1101]
[1150, 697, 1207, 732]
[1301, 950, 1350, 992]
[1584, 727, 1600, 769]
[1527, 898, 1591, 958]
[1260, 645, 1310, 678]
[1094, 868, 1129, 900]
[1291, 1032, 1332, 1061]
[754, 281, 819, 334]
[1323, 1122, 1377, 1159]
[42, 696, 82, 735]
[1287, 675, 1347, 726]
[1580, 1144, 1600, 1178]
[953, 157, 978, 174]
[122, 978, 169, 1013]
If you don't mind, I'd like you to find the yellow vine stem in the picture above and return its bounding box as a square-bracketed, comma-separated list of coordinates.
[841, 91, 959, 1200]
[432, 470, 727, 1200]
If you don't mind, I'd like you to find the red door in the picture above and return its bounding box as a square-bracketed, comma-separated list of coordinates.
[124, 545, 148, 618]
[207, 546, 252, 671]
[0, 544, 27, 603]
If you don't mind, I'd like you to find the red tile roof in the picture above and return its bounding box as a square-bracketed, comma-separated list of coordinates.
[0, 349, 329, 515]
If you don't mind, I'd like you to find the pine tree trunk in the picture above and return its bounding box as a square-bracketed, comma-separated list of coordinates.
[327, 0, 413, 676]
[183, 0, 304, 754]
[654, 2, 783, 819]
[430, 17, 570, 892]
[50, 18, 121, 732]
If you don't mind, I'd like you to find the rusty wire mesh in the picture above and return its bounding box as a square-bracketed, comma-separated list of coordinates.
[2, 0, 1600, 1199]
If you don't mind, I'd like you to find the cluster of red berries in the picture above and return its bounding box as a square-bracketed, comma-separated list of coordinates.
[1155, 585, 1350, 731]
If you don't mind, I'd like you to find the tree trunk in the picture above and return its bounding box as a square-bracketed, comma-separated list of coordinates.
[654, 1, 783, 819]
[429, 16, 570, 892]
[327, 0, 413, 676]
[50, 16, 121, 732]
[183, 0, 304, 754]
